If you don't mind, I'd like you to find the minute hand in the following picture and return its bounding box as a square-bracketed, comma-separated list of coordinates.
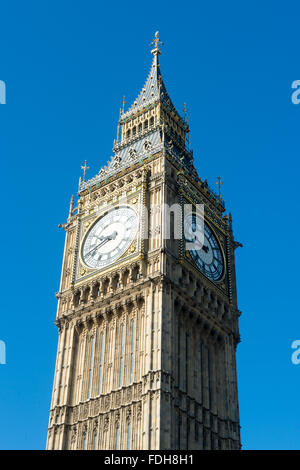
[85, 236, 112, 257]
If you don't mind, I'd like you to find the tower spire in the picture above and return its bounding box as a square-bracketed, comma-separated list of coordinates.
[80, 33, 196, 192]
[121, 31, 178, 120]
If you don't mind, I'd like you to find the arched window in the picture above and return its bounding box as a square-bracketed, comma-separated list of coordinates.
[88, 336, 95, 398]
[126, 129, 131, 139]
[73, 291, 81, 307]
[150, 116, 154, 126]
[119, 325, 125, 387]
[127, 422, 131, 450]
[82, 286, 90, 303]
[115, 426, 120, 450]
[92, 282, 100, 298]
[113, 274, 120, 290]
[138, 123, 142, 133]
[122, 269, 129, 286]
[131, 265, 139, 282]
[144, 119, 148, 130]
[102, 279, 109, 295]
[132, 126, 136, 136]
[93, 430, 98, 450]
[83, 433, 87, 450]
[130, 321, 135, 384]
[98, 332, 104, 395]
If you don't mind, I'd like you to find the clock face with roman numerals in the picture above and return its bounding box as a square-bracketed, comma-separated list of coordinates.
[81, 206, 138, 269]
[185, 214, 224, 281]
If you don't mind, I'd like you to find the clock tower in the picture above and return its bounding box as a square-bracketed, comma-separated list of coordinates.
[46, 32, 242, 450]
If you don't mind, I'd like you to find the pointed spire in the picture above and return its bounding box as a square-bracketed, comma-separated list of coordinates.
[80, 33, 198, 193]
[121, 32, 181, 122]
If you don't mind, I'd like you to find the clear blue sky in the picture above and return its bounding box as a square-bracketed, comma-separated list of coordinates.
[0, 0, 300, 450]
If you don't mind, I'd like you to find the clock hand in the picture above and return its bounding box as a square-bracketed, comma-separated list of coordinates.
[186, 237, 209, 253]
[85, 235, 113, 257]
[92, 234, 107, 241]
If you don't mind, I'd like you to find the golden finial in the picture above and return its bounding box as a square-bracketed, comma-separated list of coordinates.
[81, 160, 90, 181]
[216, 176, 223, 198]
[150, 31, 163, 56]
[121, 95, 126, 114]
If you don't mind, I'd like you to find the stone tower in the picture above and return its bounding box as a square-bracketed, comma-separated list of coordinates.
[46, 32, 242, 450]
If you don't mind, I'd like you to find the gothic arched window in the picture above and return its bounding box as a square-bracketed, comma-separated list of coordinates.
[115, 426, 120, 450]
[122, 269, 129, 286]
[82, 286, 90, 303]
[92, 282, 100, 298]
[127, 422, 131, 450]
[98, 332, 104, 395]
[93, 430, 98, 450]
[83, 432, 87, 450]
[119, 325, 125, 387]
[130, 320, 135, 384]
[88, 336, 95, 398]
[73, 291, 81, 307]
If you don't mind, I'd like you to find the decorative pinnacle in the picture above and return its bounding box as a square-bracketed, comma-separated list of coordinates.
[216, 176, 223, 198]
[183, 103, 188, 123]
[81, 160, 90, 181]
[117, 96, 126, 141]
[68, 194, 74, 218]
[121, 95, 126, 114]
[150, 31, 163, 56]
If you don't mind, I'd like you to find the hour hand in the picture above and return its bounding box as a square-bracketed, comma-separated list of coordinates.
[108, 231, 117, 241]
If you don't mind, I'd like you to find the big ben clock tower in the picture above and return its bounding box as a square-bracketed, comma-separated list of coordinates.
[46, 32, 242, 450]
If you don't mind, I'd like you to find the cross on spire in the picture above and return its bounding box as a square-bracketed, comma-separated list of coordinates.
[216, 176, 223, 198]
[150, 31, 163, 56]
[81, 160, 90, 181]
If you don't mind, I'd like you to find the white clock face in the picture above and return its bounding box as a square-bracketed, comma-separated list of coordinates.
[81, 206, 138, 269]
[185, 214, 224, 281]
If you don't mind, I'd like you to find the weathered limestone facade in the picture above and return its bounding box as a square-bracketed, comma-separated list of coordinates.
[47, 33, 241, 450]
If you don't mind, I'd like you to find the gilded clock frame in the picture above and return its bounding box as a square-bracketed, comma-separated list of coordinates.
[75, 194, 143, 282]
